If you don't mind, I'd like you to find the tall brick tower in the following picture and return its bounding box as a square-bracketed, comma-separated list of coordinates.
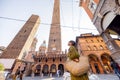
[0, 15, 40, 69]
[48, 0, 61, 53]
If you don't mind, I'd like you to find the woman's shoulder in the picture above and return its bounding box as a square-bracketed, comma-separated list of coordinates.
[69, 46, 76, 49]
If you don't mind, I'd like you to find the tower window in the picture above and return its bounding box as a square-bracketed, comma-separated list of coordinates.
[24, 30, 26, 33]
[54, 39, 56, 42]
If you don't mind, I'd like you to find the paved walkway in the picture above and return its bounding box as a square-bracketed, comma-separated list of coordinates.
[8, 74, 119, 80]
[89, 74, 119, 80]
[8, 76, 63, 80]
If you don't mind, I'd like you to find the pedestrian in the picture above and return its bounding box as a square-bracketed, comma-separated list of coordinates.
[13, 66, 20, 80]
[110, 58, 120, 79]
[31, 71, 34, 79]
[50, 72, 52, 77]
[12, 73, 17, 80]
[41, 70, 44, 77]
[57, 70, 60, 77]
[63, 71, 70, 80]
[59, 70, 61, 76]
[67, 40, 89, 80]
[19, 72, 23, 80]
[19, 64, 26, 80]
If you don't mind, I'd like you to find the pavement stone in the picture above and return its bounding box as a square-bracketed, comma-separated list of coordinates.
[7, 74, 120, 80]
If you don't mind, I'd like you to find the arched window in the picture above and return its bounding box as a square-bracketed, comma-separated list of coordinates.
[58, 64, 64, 75]
[45, 58, 48, 62]
[60, 57, 62, 62]
[91, 40, 94, 43]
[87, 46, 91, 50]
[86, 40, 88, 43]
[100, 45, 104, 50]
[93, 45, 97, 50]
[101, 40, 103, 42]
[42, 64, 49, 76]
[97, 39, 99, 42]
[50, 64, 57, 75]
[39, 59, 41, 62]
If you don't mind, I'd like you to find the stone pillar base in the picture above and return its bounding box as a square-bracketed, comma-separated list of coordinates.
[111, 50, 120, 64]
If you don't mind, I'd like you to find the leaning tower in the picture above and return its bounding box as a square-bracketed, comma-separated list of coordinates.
[0, 15, 40, 70]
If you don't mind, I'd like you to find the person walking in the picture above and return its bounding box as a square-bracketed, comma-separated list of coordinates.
[31, 71, 34, 79]
[67, 40, 89, 80]
[19, 64, 26, 80]
[57, 70, 60, 77]
[12, 66, 20, 80]
[19, 72, 23, 80]
[12, 74, 17, 80]
[110, 58, 120, 79]
[63, 71, 70, 80]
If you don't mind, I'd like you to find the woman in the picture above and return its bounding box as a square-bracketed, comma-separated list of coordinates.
[67, 40, 89, 80]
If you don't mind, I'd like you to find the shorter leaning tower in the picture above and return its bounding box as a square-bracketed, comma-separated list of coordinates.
[0, 14, 40, 72]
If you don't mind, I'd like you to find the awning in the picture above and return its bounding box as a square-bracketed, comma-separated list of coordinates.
[0, 59, 15, 69]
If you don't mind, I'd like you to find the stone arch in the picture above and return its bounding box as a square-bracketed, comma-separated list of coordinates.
[101, 11, 114, 31]
[101, 53, 113, 73]
[42, 64, 49, 76]
[115, 0, 120, 6]
[34, 64, 41, 76]
[88, 54, 103, 74]
[58, 64, 64, 76]
[101, 11, 120, 35]
[50, 64, 57, 76]
[107, 14, 120, 35]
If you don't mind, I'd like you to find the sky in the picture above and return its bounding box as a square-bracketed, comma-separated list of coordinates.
[0, 0, 99, 51]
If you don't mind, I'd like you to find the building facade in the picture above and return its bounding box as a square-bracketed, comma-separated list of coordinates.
[24, 42, 67, 76]
[80, 0, 120, 64]
[27, 33, 120, 76]
[31, 52, 67, 76]
[76, 33, 120, 74]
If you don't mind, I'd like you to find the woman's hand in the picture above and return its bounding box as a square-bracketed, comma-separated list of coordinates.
[73, 58, 79, 62]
